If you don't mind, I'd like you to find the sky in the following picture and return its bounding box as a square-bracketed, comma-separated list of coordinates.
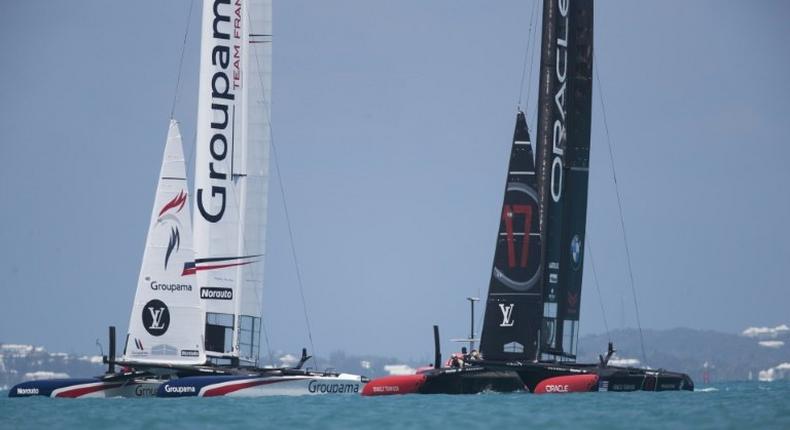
[1, 1, 788, 361]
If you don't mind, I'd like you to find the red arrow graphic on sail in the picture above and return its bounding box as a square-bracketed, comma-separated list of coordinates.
[159, 191, 187, 218]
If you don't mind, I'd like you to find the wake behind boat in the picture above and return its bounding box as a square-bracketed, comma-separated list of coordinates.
[363, 0, 693, 396]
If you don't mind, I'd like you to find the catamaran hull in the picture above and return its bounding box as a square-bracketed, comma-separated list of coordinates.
[513, 363, 694, 393]
[8, 378, 163, 398]
[158, 373, 366, 397]
[362, 363, 693, 396]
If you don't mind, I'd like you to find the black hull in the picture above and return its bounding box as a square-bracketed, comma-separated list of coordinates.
[417, 361, 693, 394]
[419, 367, 526, 394]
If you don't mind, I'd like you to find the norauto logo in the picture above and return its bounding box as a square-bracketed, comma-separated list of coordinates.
[16, 388, 39, 395]
[200, 287, 233, 300]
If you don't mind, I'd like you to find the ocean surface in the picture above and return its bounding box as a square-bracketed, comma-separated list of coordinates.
[1, 382, 788, 429]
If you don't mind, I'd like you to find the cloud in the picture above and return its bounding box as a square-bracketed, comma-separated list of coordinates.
[741, 324, 789, 339]
[608, 356, 641, 368]
[384, 364, 415, 375]
[758, 363, 790, 382]
[278, 353, 299, 367]
[758, 340, 785, 349]
[24, 371, 69, 380]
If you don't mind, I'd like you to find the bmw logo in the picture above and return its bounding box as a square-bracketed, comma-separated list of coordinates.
[570, 234, 582, 271]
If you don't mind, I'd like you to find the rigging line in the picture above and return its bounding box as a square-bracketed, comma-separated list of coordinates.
[593, 56, 648, 366]
[270, 135, 320, 369]
[259, 314, 276, 367]
[586, 237, 611, 341]
[516, 0, 539, 109]
[184, 128, 197, 195]
[170, 0, 195, 119]
[523, 0, 541, 117]
[248, 29, 320, 369]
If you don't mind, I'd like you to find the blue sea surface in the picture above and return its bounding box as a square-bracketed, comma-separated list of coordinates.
[1, 382, 788, 429]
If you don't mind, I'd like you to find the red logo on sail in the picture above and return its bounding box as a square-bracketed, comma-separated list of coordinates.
[159, 191, 187, 218]
[502, 204, 533, 268]
[156, 190, 187, 270]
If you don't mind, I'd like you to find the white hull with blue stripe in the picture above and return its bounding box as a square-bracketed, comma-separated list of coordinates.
[9, 377, 164, 398]
[158, 372, 366, 397]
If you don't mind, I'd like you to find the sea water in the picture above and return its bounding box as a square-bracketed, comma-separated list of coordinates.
[1, 382, 788, 429]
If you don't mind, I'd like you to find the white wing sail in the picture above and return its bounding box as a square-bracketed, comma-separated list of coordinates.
[193, 0, 271, 365]
[122, 120, 205, 365]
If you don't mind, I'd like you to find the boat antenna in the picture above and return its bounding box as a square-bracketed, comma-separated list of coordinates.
[593, 56, 648, 367]
[475, 289, 485, 346]
[169, 0, 195, 119]
[516, 0, 540, 113]
[467, 296, 479, 351]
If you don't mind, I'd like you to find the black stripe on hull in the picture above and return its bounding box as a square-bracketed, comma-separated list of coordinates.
[419, 367, 526, 394]
[414, 362, 693, 394]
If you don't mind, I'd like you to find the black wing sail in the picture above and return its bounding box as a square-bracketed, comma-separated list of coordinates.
[555, 0, 594, 359]
[535, 0, 594, 360]
[480, 112, 544, 361]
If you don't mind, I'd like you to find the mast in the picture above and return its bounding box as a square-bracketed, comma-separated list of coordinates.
[554, 0, 593, 359]
[535, 0, 594, 360]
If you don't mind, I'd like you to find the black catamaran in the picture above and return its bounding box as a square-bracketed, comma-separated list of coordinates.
[363, 0, 693, 395]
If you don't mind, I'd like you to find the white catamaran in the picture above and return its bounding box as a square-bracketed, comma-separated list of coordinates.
[10, 0, 366, 398]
